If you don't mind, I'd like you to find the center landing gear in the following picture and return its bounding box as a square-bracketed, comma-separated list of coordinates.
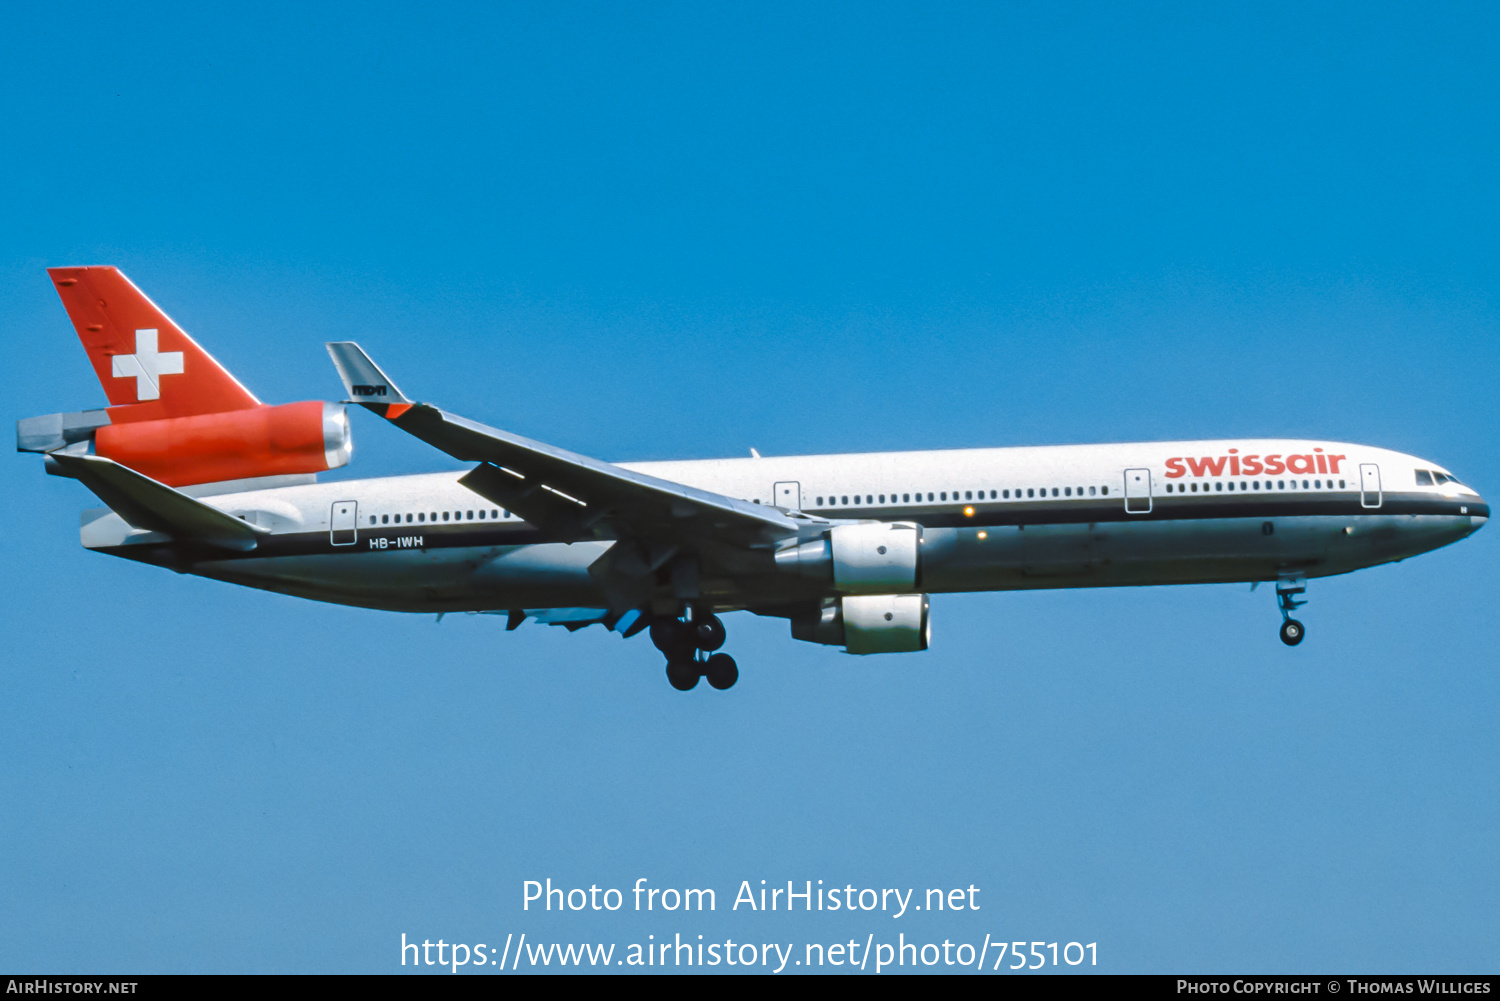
[1276, 575, 1307, 646]
[651, 612, 738, 690]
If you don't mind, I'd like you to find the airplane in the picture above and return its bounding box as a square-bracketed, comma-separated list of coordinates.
[18, 266, 1488, 691]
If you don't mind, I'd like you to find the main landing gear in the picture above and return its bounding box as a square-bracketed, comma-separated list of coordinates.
[650, 612, 739, 691]
[1276, 575, 1308, 647]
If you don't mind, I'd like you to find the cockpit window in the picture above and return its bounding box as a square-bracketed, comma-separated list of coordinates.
[1433, 472, 1452, 485]
[1416, 470, 1434, 486]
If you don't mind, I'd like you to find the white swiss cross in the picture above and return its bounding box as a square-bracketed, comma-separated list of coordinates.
[111, 328, 184, 402]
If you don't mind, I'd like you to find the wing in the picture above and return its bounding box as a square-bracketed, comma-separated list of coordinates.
[325, 342, 802, 551]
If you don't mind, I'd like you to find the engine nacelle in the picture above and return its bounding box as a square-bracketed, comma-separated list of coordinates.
[774, 521, 921, 593]
[94, 400, 351, 487]
[790, 594, 931, 654]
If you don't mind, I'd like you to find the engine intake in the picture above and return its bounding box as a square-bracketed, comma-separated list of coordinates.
[791, 594, 931, 654]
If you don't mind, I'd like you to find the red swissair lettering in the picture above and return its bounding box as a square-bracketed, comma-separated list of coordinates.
[1165, 448, 1346, 479]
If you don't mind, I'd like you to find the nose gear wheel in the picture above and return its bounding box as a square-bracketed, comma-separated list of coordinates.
[1275, 575, 1309, 646]
[1279, 619, 1305, 646]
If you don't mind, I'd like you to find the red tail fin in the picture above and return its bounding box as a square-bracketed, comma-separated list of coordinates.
[48, 266, 260, 423]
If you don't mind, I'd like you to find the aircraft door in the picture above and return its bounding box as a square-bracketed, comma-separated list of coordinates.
[774, 481, 801, 511]
[1360, 464, 1382, 509]
[1123, 468, 1152, 514]
[330, 500, 358, 545]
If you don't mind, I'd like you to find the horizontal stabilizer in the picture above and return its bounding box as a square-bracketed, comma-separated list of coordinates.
[48, 453, 269, 551]
[326, 342, 411, 407]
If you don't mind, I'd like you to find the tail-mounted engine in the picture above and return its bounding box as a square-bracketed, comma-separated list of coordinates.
[774, 521, 922, 593]
[18, 400, 351, 487]
[791, 594, 931, 654]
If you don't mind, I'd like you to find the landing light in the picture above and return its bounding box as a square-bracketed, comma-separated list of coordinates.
[963, 505, 975, 517]
[977, 530, 988, 540]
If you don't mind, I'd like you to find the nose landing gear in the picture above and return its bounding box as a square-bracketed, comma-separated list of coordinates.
[1276, 575, 1307, 646]
[651, 611, 738, 690]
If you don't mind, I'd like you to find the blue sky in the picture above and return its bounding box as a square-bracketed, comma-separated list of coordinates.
[1, 1, 1497, 973]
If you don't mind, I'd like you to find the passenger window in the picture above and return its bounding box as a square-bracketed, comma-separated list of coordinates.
[1338, 480, 1346, 488]
[382, 514, 390, 524]
[903, 493, 911, 502]
[841, 496, 848, 505]
[867, 495, 873, 504]
[1050, 488, 1058, 497]
[1215, 482, 1223, 492]
[418, 513, 425, 522]
[1089, 486, 1096, 496]
[442, 512, 450, 521]
[1415, 470, 1433, 486]
[1277, 481, 1285, 489]
[1064, 487, 1071, 497]
[369, 516, 376, 525]
[1100, 486, 1108, 495]
[1302, 480, 1308, 489]
[1027, 488, 1034, 498]
[1003, 489, 1010, 498]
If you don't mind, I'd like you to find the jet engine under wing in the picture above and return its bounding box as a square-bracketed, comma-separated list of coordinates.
[326, 342, 803, 549]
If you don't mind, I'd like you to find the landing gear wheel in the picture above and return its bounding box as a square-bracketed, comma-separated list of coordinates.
[695, 614, 727, 652]
[651, 621, 695, 659]
[1279, 619, 1305, 646]
[704, 652, 738, 690]
[665, 657, 700, 691]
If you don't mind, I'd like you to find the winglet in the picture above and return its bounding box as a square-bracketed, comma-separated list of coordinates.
[326, 342, 412, 415]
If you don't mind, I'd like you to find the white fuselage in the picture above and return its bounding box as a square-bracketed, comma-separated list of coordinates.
[80, 438, 1487, 617]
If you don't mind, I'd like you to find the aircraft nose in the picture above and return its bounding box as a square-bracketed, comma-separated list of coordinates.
[1465, 494, 1488, 533]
